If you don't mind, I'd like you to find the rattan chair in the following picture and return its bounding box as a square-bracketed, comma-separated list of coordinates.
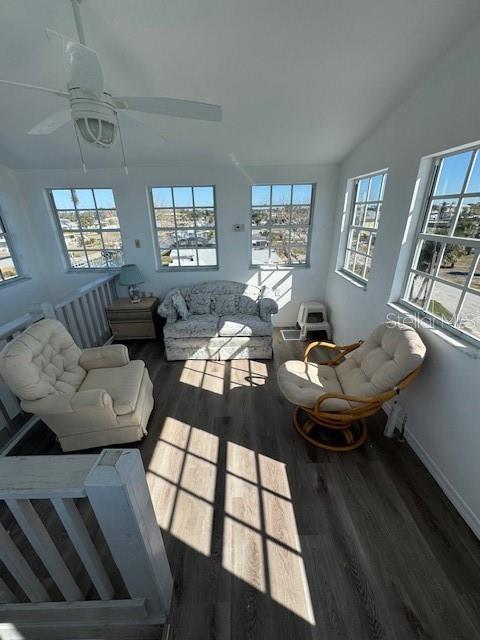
[277, 322, 426, 451]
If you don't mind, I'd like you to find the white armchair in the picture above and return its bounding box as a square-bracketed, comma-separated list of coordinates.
[277, 322, 426, 451]
[0, 319, 154, 452]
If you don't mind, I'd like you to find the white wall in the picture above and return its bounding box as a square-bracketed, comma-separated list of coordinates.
[0, 163, 51, 323]
[325, 22, 480, 536]
[2, 163, 338, 326]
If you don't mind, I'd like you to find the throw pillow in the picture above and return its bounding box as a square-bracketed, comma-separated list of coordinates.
[171, 289, 190, 320]
[238, 294, 258, 315]
[188, 293, 212, 315]
[212, 294, 236, 315]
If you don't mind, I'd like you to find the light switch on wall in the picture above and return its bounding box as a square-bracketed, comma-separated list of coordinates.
[134, 239, 141, 248]
[233, 223, 245, 232]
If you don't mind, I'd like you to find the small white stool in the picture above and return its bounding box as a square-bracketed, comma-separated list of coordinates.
[297, 302, 331, 341]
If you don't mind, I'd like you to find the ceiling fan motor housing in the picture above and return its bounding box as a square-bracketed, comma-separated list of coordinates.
[70, 89, 117, 147]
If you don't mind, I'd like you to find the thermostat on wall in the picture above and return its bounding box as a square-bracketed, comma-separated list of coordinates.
[233, 223, 245, 232]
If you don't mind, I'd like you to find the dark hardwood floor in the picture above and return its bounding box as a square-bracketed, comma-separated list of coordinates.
[14, 330, 480, 639]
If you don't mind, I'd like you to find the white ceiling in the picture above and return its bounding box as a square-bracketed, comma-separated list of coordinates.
[0, 0, 479, 170]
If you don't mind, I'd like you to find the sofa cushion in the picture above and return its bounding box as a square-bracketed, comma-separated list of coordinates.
[171, 288, 190, 320]
[212, 294, 236, 315]
[218, 314, 272, 337]
[277, 361, 348, 410]
[163, 314, 220, 338]
[0, 319, 86, 401]
[238, 294, 259, 315]
[80, 360, 145, 416]
[188, 292, 212, 315]
[336, 322, 426, 398]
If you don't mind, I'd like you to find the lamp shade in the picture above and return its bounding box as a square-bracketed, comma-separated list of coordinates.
[119, 264, 145, 286]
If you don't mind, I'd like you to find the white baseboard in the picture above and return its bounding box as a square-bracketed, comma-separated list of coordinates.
[405, 427, 480, 540]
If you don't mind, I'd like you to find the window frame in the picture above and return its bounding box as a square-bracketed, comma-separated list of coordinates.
[249, 183, 315, 268]
[48, 188, 125, 272]
[0, 212, 22, 285]
[149, 184, 219, 271]
[399, 143, 480, 346]
[341, 170, 387, 284]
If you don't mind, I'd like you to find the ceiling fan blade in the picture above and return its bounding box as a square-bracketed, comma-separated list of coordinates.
[46, 28, 104, 97]
[0, 79, 69, 99]
[116, 97, 222, 122]
[120, 111, 167, 143]
[28, 109, 71, 135]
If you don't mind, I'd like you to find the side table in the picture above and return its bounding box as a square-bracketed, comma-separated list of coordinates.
[106, 297, 159, 340]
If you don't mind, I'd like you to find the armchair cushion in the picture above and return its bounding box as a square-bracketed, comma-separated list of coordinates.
[0, 319, 85, 401]
[277, 361, 348, 410]
[277, 322, 426, 414]
[80, 360, 145, 416]
[336, 322, 426, 397]
[79, 345, 129, 370]
[21, 388, 112, 415]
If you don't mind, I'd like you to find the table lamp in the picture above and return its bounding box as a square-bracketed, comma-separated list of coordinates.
[119, 264, 145, 303]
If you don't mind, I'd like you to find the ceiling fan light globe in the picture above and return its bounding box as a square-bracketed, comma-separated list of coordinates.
[76, 117, 115, 147]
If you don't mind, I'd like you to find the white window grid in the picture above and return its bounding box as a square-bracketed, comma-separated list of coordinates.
[150, 185, 218, 270]
[49, 188, 124, 270]
[343, 171, 387, 282]
[250, 184, 314, 267]
[401, 145, 480, 343]
[0, 215, 20, 283]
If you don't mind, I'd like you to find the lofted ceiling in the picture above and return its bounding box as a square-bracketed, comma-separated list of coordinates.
[0, 0, 479, 170]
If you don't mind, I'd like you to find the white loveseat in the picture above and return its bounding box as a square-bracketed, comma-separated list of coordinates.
[0, 319, 154, 452]
[158, 280, 278, 361]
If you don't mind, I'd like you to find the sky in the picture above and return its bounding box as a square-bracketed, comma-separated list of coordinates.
[252, 184, 312, 207]
[434, 150, 480, 197]
[152, 186, 214, 209]
[52, 189, 116, 210]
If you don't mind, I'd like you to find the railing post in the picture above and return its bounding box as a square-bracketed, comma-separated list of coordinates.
[84, 449, 173, 618]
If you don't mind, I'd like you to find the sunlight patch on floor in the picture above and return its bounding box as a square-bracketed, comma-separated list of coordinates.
[225, 473, 261, 529]
[147, 417, 219, 556]
[226, 441, 258, 483]
[180, 359, 269, 393]
[180, 360, 225, 395]
[148, 416, 315, 624]
[230, 360, 268, 390]
[223, 516, 266, 593]
[267, 539, 315, 625]
[223, 442, 315, 624]
[0, 624, 25, 639]
[170, 490, 214, 556]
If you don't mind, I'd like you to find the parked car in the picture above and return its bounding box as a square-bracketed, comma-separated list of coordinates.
[173, 236, 210, 247]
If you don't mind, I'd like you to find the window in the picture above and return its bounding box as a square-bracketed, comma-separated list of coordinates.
[0, 215, 20, 283]
[49, 188, 124, 270]
[342, 171, 387, 281]
[151, 186, 218, 269]
[251, 184, 314, 266]
[402, 146, 480, 342]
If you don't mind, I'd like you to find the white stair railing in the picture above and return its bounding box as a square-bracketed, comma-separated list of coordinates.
[0, 449, 173, 639]
[41, 274, 117, 349]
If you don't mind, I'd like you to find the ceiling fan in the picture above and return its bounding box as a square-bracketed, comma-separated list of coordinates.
[0, 0, 222, 172]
